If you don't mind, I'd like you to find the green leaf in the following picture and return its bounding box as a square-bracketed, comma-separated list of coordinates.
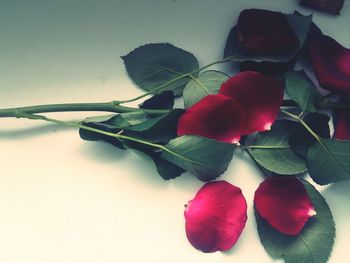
[285, 70, 321, 113]
[183, 70, 229, 108]
[79, 122, 125, 150]
[105, 112, 149, 129]
[103, 111, 174, 133]
[289, 113, 330, 158]
[307, 139, 350, 185]
[286, 11, 312, 48]
[122, 43, 199, 96]
[224, 13, 312, 63]
[124, 141, 184, 180]
[125, 109, 184, 143]
[139, 91, 174, 110]
[81, 110, 183, 144]
[249, 120, 307, 175]
[255, 179, 335, 263]
[80, 114, 117, 124]
[161, 135, 235, 181]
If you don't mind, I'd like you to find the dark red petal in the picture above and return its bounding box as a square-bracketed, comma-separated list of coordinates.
[177, 94, 243, 143]
[254, 177, 316, 236]
[237, 9, 299, 55]
[219, 71, 283, 135]
[333, 108, 350, 140]
[184, 181, 247, 253]
[300, 0, 345, 15]
[307, 26, 350, 96]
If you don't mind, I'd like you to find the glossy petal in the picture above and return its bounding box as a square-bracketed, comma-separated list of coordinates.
[254, 177, 316, 236]
[300, 0, 345, 15]
[237, 9, 299, 54]
[177, 94, 244, 143]
[184, 181, 247, 253]
[219, 71, 283, 135]
[333, 108, 350, 140]
[307, 26, 350, 96]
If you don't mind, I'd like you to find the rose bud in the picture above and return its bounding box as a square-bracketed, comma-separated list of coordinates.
[254, 177, 316, 235]
[184, 181, 247, 252]
[237, 9, 299, 55]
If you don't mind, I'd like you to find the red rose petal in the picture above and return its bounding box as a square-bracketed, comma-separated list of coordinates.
[307, 26, 350, 97]
[300, 0, 345, 15]
[177, 94, 244, 143]
[254, 177, 316, 236]
[333, 108, 350, 140]
[184, 181, 247, 253]
[237, 9, 299, 54]
[219, 71, 283, 135]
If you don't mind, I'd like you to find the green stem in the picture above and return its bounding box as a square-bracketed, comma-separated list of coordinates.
[113, 73, 191, 104]
[0, 102, 169, 118]
[243, 145, 290, 149]
[281, 109, 346, 172]
[12, 111, 201, 165]
[14, 111, 164, 149]
[281, 109, 321, 143]
[115, 56, 235, 104]
[195, 56, 235, 72]
[189, 75, 210, 94]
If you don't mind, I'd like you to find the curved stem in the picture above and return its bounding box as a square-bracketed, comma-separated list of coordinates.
[243, 145, 290, 149]
[0, 102, 169, 118]
[13, 111, 202, 165]
[14, 111, 164, 149]
[281, 109, 321, 143]
[189, 75, 210, 94]
[196, 56, 235, 72]
[113, 73, 191, 104]
[115, 56, 236, 104]
[281, 109, 346, 171]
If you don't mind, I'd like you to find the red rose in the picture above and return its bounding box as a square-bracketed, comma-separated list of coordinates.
[177, 71, 283, 143]
[184, 181, 247, 252]
[237, 9, 299, 55]
[254, 177, 316, 235]
[307, 25, 350, 97]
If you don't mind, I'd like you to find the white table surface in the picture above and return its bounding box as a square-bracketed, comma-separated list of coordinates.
[1, 1, 350, 262]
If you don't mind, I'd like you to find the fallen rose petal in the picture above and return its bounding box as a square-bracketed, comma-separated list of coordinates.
[177, 94, 243, 143]
[307, 25, 350, 97]
[184, 181, 247, 253]
[219, 71, 283, 135]
[237, 9, 299, 55]
[333, 108, 350, 140]
[254, 177, 316, 236]
[300, 0, 345, 15]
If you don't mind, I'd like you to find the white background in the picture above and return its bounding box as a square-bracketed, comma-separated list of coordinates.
[1, 0, 350, 262]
